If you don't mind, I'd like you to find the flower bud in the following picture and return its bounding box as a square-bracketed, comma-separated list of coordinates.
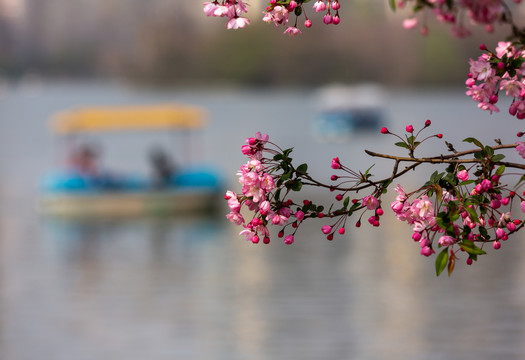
[284, 235, 294, 245]
[331, 157, 341, 169]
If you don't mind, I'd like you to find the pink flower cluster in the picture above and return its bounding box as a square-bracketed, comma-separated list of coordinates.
[203, 0, 250, 29]
[392, 167, 525, 263]
[399, 0, 518, 37]
[391, 184, 441, 256]
[263, 1, 341, 36]
[226, 132, 304, 245]
[466, 42, 525, 117]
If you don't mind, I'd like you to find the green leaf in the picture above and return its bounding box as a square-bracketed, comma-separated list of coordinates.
[458, 240, 487, 255]
[491, 154, 506, 163]
[343, 197, 350, 208]
[273, 154, 283, 161]
[297, 163, 308, 174]
[435, 248, 449, 276]
[294, 6, 302, 16]
[463, 137, 484, 149]
[474, 151, 485, 160]
[281, 171, 291, 181]
[495, 165, 506, 176]
[395, 142, 410, 149]
[291, 180, 302, 192]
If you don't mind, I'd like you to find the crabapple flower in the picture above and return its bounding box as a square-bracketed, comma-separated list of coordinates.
[313, 1, 327, 12]
[362, 195, 379, 210]
[457, 170, 469, 182]
[438, 235, 456, 247]
[403, 18, 418, 29]
[226, 212, 245, 225]
[283, 26, 302, 37]
[227, 16, 250, 30]
[516, 142, 525, 159]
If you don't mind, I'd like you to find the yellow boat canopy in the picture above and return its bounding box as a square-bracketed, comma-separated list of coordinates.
[52, 104, 207, 134]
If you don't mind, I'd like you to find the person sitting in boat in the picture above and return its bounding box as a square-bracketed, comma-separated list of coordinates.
[68, 144, 122, 190]
[69, 144, 100, 177]
[149, 147, 177, 188]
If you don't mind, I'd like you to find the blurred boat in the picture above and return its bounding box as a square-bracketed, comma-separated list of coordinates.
[311, 84, 385, 143]
[39, 104, 222, 218]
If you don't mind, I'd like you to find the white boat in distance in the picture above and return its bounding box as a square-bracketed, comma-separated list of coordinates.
[311, 84, 386, 143]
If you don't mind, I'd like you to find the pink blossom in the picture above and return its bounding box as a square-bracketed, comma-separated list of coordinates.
[263, 5, 289, 26]
[226, 212, 245, 225]
[284, 235, 294, 245]
[295, 210, 305, 221]
[322, 225, 332, 234]
[283, 26, 302, 37]
[411, 195, 434, 220]
[203, 2, 219, 16]
[259, 200, 271, 215]
[227, 17, 250, 30]
[438, 235, 456, 247]
[391, 200, 404, 214]
[394, 184, 407, 201]
[362, 195, 379, 210]
[213, 5, 230, 17]
[516, 142, 525, 159]
[260, 174, 276, 192]
[402, 17, 418, 29]
[469, 58, 494, 81]
[457, 170, 469, 182]
[313, 1, 327, 12]
[255, 131, 269, 144]
[239, 228, 256, 242]
[495, 41, 514, 58]
[500, 79, 524, 97]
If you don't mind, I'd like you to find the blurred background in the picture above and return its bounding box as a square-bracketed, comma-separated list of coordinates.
[1, 1, 525, 359]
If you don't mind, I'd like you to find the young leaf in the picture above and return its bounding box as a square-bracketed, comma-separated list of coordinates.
[458, 240, 487, 255]
[297, 163, 308, 174]
[395, 142, 410, 149]
[491, 154, 506, 163]
[463, 137, 484, 149]
[435, 248, 449, 276]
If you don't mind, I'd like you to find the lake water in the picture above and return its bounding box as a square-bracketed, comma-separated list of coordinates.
[0, 80, 525, 360]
